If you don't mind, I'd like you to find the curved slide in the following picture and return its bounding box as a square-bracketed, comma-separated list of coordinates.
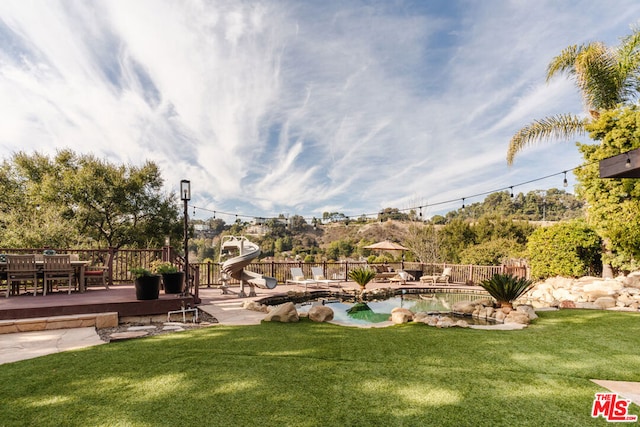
[220, 236, 277, 294]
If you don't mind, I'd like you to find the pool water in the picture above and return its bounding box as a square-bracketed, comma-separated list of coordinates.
[296, 292, 492, 326]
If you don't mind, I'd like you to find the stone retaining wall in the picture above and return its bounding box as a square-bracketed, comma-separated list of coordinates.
[521, 272, 640, 311]
[0, 312, 118, 334]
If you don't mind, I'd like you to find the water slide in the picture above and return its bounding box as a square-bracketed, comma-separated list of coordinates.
[220, 236, 277, 296]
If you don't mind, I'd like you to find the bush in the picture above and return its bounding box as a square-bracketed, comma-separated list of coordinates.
[459, 238, 525, 265]
[479, 273, 534, 308]
[348, 267, 377, 290]
[526, 220, 602, 279]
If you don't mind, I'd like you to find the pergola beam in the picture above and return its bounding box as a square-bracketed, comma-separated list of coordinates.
[599, 148, 640, 178]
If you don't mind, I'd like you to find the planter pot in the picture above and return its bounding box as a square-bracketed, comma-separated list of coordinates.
[134, 275, 161, 300]
[162, 272, 185, 294]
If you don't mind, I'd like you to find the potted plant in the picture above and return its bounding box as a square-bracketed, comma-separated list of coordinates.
[130, 267, 161, 300]
[152, 261, 184, 294]
[348, 267, 377, 291]
[479, 273, 534, 312]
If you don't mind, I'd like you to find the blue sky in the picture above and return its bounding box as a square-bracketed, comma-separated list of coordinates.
[1, 1, 639, 222]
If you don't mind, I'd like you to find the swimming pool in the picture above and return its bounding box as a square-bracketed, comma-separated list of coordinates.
[294, 291, 493, 326]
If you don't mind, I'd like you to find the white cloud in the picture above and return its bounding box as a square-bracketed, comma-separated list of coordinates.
[0, 0, 639, 222]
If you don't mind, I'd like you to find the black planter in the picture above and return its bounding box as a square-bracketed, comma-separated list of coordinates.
[134, 275, 161, 300]
[162, 272, 185, 294]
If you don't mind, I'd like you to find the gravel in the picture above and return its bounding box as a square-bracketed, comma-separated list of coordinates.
[97, 309, 218, 342]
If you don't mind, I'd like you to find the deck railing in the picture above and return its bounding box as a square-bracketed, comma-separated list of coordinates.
[0, 247, 529, 289]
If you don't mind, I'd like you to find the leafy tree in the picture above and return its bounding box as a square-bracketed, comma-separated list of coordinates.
[574, 106, 640, 272]
[288, 215, 307, 232]
[0, 150, 182, 249]
[438, 219, 476, 263]
[377, 208, 409, 222]
[527, 220, 602, 279]
[507, 27, 640, 164]
[459, 238, 525, 266]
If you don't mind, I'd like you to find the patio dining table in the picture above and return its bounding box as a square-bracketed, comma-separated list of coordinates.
[0, 260, 90, 293]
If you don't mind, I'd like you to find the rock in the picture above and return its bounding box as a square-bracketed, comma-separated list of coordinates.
[436, 316, 456, 328]
[390, 307, 414, 324]
[452, 301, 478, 314]
[516, 305, 538, 320]
[263, 302, 299, 323]
[243, 301, 269, 312]
[494, 310, 506, 322]
[308, 306, 334, 322]
[455, 319, 470, 328]
[504, 311, 530, 325]
[413, 312, 430, 322]
[593, 296, 617, 309]
[559, 300, 576, 309]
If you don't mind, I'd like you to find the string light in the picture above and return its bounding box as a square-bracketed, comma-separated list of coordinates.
[188, 161, 597, 224]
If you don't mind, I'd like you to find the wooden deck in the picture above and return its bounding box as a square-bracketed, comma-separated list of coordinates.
[0, 285, 195, 321]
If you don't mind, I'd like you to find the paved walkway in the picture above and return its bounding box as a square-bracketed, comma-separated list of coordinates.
[0, 327, 105, 365]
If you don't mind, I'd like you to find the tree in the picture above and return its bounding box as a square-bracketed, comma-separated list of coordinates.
[527, 220, 602, 279]
[507, 27, 640, 164]
[0, 150, 182, 249]
[574, 106, 640, 272]
[403, 223, 441, 264]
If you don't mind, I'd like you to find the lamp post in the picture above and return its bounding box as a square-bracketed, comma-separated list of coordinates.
[180, 180, 191, 296]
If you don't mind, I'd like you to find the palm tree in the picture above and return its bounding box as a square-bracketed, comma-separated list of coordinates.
[507, 28, 640, 165]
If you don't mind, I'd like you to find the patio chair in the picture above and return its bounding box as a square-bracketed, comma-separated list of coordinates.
[84, 252, 112, 290]
[6, 254, 39, 297]
[311, 267, 343, 288]
[43, 254, 75, 295]
[388, 270, 415, 285]
[419, 267, 452, 284]
[286, 267, 317, 291]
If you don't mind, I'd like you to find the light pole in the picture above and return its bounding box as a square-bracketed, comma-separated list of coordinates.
[180, 180, 191, 296]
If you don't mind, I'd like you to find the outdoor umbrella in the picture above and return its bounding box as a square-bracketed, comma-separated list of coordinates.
[363, 240, 409, 251]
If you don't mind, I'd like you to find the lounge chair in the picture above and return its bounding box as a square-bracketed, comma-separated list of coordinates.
[388, 270, 415, 285]
[311, 267, 343, 288]
[286, 267, 317, 291]
[419, 267, 452, 284]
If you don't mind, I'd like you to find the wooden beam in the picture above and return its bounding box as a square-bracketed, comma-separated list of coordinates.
[599, 148, 640, 178]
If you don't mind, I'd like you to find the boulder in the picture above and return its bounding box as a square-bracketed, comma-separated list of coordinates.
[413, 312, 430, 323]
[516, 304, 538, 320]
[308, 306, 334, 322]
[593, 296, 617, 309]
[263, 302, 299, 323]
[390, 307, 414, 324]
[494, 310, 506, 322]
[504, 311, 530, 325]
[559, 300, 576, 309]
[452, 301, 479, 314]
[436, 316, 456, 328]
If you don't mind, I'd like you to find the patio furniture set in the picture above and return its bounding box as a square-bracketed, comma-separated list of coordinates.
[1, 253, 109, 297]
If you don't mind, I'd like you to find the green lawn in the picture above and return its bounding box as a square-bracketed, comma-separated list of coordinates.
[1, 309, 639, 426]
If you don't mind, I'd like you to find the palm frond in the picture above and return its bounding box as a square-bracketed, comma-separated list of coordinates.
[507, 114, 588, 165]
[546, 44, 582, 81]
[574, 43, 622, 111]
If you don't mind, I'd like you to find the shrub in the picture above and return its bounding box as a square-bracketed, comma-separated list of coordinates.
[526, 220, 602, 279]
[152, 261, 179, 274]
[348, 267, 377, 290]
[479, 273, 534, 308]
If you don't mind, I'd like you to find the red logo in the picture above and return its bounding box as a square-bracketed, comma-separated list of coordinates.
[592, 393, 638, 422]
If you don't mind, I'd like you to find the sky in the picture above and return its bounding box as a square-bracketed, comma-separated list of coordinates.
[1, 0, 639, 223]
